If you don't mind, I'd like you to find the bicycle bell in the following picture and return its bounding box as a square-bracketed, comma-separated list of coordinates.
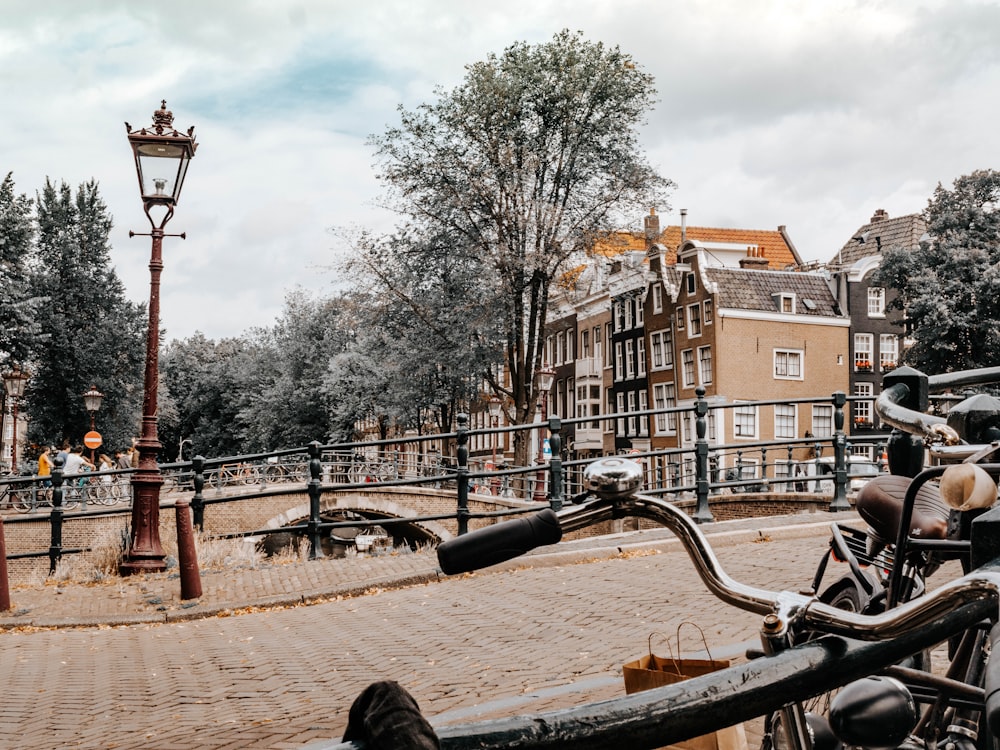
[583, 457, 643, 499]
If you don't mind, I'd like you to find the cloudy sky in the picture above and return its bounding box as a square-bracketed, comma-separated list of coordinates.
[4, 0, 1000, 341]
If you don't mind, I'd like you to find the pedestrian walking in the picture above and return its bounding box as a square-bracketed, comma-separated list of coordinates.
[37, 446, 53, 487]
[63, 445, 95, 486]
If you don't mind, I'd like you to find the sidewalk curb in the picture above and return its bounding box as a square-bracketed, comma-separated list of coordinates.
[0, 514, 851, 630]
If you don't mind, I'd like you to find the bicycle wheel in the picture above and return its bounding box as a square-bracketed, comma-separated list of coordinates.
[11, 487, 36, 512]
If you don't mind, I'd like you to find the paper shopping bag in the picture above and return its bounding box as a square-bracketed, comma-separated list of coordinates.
[622, 623, 749, 750]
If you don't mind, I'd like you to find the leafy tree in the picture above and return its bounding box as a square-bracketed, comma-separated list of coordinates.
[367, 30, 672, 466]
[237, 290, 350, 449]
[160, 333, 260, 458]
[25, 179, 146, 454]
[875, 169, 1000, 373]
[0, 173, 45, 365]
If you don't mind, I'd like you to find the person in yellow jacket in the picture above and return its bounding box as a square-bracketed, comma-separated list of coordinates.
[37, 445, 53, 487]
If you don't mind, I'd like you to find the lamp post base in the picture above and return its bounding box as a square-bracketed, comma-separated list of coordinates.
[120, 468, 167, 575]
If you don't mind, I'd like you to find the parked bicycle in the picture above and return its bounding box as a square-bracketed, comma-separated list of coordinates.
[324, 454, 1000, 750]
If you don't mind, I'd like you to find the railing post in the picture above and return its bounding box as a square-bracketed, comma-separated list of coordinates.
[191, 456, 206, 531]
[548, 415, 563, 512]
[456, 414, 470, 535]
[830, 391, 850, 511]
[693, 387, 713, 523]
[306, 441, 325, 559]
[0, 514, 9, 611]
[49, 457, 65, 576]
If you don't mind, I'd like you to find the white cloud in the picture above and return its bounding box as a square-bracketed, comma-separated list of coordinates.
[4, 0, 1000, 339]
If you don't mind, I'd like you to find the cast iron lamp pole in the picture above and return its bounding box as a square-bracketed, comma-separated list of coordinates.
[532, 365, 555, 503]
[488, 396, 502, 495]
[122, 101, 197, 575]
[3, 366, 29, 473]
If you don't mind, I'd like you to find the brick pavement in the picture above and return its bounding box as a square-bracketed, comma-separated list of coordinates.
[0, 511, 865, 749]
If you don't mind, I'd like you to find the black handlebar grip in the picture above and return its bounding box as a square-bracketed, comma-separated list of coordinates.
[985, 621, 1000, 737]
[437, 509, 562, 575]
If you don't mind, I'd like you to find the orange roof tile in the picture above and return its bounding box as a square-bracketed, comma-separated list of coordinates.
[592, 225, 799, 269]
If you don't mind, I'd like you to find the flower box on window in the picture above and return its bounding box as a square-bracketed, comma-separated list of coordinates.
[853, 418, 874, 430]
[881, 361, 897, 372]
[855, 360, 872, 372]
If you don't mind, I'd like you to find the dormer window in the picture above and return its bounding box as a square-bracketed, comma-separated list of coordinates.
[685, 272, 696, 295]
[774, 293, 796, 314]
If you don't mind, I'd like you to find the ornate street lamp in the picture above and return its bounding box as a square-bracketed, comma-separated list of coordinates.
[82, 385, 104, 462]
[82, 385, 104, 430]
[2, 365, 29, 473]
[533, 365, 556, 503]
[488, 396, 502, 495]
[123, 101, 198, 574]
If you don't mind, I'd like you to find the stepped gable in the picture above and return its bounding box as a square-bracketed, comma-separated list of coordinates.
[830, 209, 927, 268]
[706, 267, 841, 317]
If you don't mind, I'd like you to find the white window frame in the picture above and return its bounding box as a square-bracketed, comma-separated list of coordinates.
[616, 392, 625, 435]
[812, 404, 834, 437]
[676, 307, 685, 331]
[650, 329, 673, 370]
[774, 403, 797, 439]
[638, 390, 648, 436]
[880, 334, 898, 371]
[653, 382, 677, 435]
[637, 337, 647, 377]
[627, 391, 637, 435]
[868, 287, 886, 317]
[698, 345, 713, 385]
[854, 382, 873, 426]
[652, 283, 663, 313]
[681, 349, 695, 388]
[854, 334, 873, 371]
[625, 339, 635, 379]
[704, 299, 713, 324]
[734, 402, 758, 439]
[615, 342, 624, 380]
[774, 349, 804, 380]
[688, 304, 702, 337]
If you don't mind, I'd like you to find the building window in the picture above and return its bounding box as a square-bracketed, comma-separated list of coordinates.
[880, 334, 898, 371]
[688, 304, 702, 336]
[778, 294, 795, 313]
[637, 337, 647, 376]
[650, 329, 673, 370]
[636, 298, 643, 326]
[653, 382, 676, 434]
[565, 330, 574, 362]
[593, 326, 602, 362]
[615, 342, 624, 380]
[624, 299, 634, 330]
[775, 403, 797, 439]
[854, 334, 873, 371]
[676, 307, 685, 331]
[638, 390, 648, 436]
[556, 332, 564, 365]
[686, 273, 696, 294]
[580, 328, 590, 358]
[854, 382, 873, 427]
[627, 391, 637, 435]
[625, 339, 635, 379]
[774, 349, 803, 379]
[652, 283, 663, 313]
[704, 299, 713, 324]
[681, 349, 695, 387]
[868, 287, 886, 317]
[734, 403, 758, 438]
[616, 392, 625, 435]
[698, 346, 713, 384]
[812, 404, 834, 437]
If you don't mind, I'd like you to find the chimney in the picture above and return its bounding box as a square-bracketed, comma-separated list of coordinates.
[739, 245, 770, 270]
[870, 209, 889, 223]
[680, 208, 687, 243]
[644, 207, 660, 248]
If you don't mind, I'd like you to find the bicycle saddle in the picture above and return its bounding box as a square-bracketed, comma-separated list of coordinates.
[855, 474, 949, 544]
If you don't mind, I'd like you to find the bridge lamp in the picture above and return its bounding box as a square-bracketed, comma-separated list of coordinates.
[121, 100, 198, 575]
[533, 365, 556, 503]
[3, 365, 29, 473]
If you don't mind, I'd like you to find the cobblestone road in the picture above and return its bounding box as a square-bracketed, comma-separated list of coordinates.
[0, 531, 836, 750]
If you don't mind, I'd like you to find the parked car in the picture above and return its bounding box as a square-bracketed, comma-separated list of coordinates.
[803, 456, 882, 493]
